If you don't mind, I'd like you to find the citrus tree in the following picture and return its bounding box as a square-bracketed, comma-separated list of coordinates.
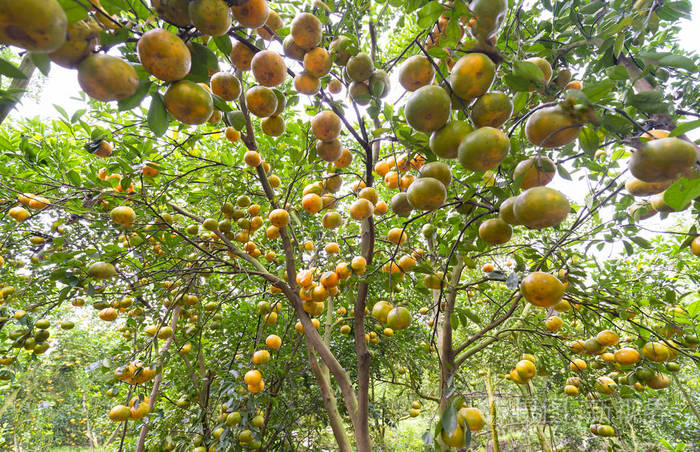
[0, 0, 698, 450]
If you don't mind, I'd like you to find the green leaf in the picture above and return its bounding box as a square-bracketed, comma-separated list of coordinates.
[118, 80, 151, 111]
[57, 0, 89, 23]
[630, 236, 652, 249]
[30, 53, 51, 76]
[212, 94, 233, 112]
[663, 177, 700, 211]
[0, 58, 27, 79]
[623, 240, 634, 255]
[513, 61, 546, 85]
[628, 91, 669, 114]
[503, 74, 532, 92]
[557, 164, 572, 180]
[449, 313, 459, 329]
[66, 170, 81, 185]
[512, 92, 528, 113]
[578, 127, 599, 157]
[605, 66, 629, 80]
[656, 1, 692, 21]
[148, 93, 168, 137]
[417, 1, 443, 28]
[669, 119, 700, 137]
[657, 54, 697, 72]
[613, 34, 625, 59]
[427, 47, 448, 58]
[226, 110, 246, 131]
[213, 35, 233, 56]
[582, 79, 615, 102]
[440, 402, 458, 436]
[100, 28, 130, 47]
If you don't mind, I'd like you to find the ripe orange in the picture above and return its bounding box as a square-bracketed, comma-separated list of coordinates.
[449, 53, 495, 100]
[398, 55, 435, 91]
[252, 350, 270, 365]
[251, 50, 287, 87]
[302, 193, 323, 214]
[351, 256, 367, 274]
[137, 28, 191, 82]
[349, 198, 374, 221]
[231, 0, 269, 28]
[520, 272, 565, 308]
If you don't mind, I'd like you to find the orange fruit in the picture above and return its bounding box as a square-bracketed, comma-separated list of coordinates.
[642, 341, 670, 362]
[268, 209, 289, 228]
[349, 198, 374, 221]
[245, 85, 278, 117]
[265, 334, 282, 350]
[244, 369, 262, 385]
[351, 256, 367, 274]
[334, 148, 353, 168]
[569, 358, 587, 372]
[407, 177, 447, 211]
[524, 57, 552, 85]
[188, 0, 232, 36]
[283, 35, 305, 61]
[328, 79, 343, 94]
[614, 347, 640, 365]
[252, 349, 270, 364]
[629, 137, 697, 183]
[525, 105, 581, 148]
[513, 157, 556, 190]
[137, 28, 191, 82]
[257, 10, 283, 40]
[449, 53, 495, 100]
[304, 47, 332, 78]
[429, 120, 474, 159]
[78, 54, 138, 102]
[164, 80, 214, 125]
[404, 85, 451, 133]
[290, 12, 322, 50]
[624, 177, 671, 197]
[478, 218, 512, 245]
[151, 0, 191, 27]
[544, 316, 563, 332]
[231, 0, 269, 28]
[230, 40, 255, 71]
[596, 330, 619, 347]
[387, 228, 408, 245]
[251, 49, 287, 87]
[320, 271, 339, 288]
[398, 55, 435, 91]
[0, 0, 67, 53]
[458, 126, 510, 172]
[470, 92, 513, 128]
[301, 193, 323, 214]
[211, 72, 241, 101]
[513, 187, 569, 229]
[48, 20, 98, 69]
[520, 272, 565, 308]
[311, 111, 342, 141]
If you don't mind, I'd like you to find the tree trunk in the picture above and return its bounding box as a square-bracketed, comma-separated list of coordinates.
[135, 305, 182, 452]
[306, 342, 352, 452]
[484, 367, 500, 452]
[438, 256, 465, 412]
[0, 53, 36, 124]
